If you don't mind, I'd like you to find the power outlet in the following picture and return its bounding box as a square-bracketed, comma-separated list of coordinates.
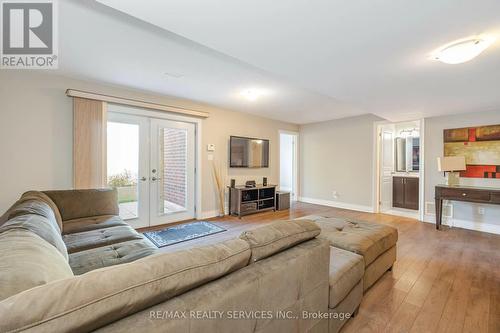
[478, 207, 485, 215]
[332, 191, 339, 199]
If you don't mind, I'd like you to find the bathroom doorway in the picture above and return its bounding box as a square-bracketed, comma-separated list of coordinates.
[375, 120, 424, 220]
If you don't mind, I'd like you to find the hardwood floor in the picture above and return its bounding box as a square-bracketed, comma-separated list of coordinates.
[140, 202, 500, 333]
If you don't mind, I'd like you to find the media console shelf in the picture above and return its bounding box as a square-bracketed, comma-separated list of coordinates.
[229, 185, 277, 218]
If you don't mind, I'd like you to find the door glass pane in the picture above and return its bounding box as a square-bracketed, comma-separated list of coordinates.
[158, 127, 187, 215]
[107, 122, 139, 220]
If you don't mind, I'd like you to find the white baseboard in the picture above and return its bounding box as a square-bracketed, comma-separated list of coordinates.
[383, 209, 419, 220]
[423, 214, 500, 235]
[298, 197, 375, 213]
[198, 210, 219, 219]
[198, 207, 230, 220]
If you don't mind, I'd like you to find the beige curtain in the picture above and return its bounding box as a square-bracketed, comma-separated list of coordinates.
[73, 97, 107, 189]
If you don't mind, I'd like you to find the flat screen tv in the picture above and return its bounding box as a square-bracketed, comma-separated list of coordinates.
[230, 136, 269, 168]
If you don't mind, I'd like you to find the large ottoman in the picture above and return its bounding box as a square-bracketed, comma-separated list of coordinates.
[328, 246, 364, 333]
[302, 216, 398, 291]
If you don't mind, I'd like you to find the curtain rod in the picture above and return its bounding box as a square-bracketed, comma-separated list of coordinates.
[66, 89, 209, 118]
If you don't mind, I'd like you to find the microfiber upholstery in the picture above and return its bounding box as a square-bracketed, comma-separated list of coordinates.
[329, 280, 363, 333]
[62, 215, 128, 235]
[1, 191, 63, 231]
[240, 219, 321, 262]
[0, 229, 73, 301]
[69, 238, 158, 275]
[93, 238, 329, 333]
[0, 214, 68, 260]
[44, 188, 119, 221]
[0, 239, 250, 333]
[314, 217, 398, 267]
[328, 246, 364, 308]
[0, 189, 334, 332]
[63, 225, 144, 254]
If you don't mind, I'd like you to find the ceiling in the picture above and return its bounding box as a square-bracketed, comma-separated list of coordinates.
[62, 0, 500, 123]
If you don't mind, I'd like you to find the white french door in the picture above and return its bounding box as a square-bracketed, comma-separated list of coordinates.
[107, 112, 196, 229]
[149, 118, 195, 225]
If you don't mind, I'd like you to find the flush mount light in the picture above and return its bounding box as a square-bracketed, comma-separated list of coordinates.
[240, 88, 269, 101]
[432, 36, 496, 64]
[163, 71, 184, 78]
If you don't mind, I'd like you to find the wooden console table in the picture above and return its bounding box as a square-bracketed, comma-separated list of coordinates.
[435, 185, 500, 230]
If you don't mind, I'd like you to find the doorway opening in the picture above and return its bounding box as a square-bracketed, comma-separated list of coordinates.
[107, 109, 197, 229]
[375, 120, 424, 220]
[280, 131, 299, 201]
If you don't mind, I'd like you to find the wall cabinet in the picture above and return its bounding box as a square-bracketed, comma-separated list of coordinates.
[393, 176, 419, 210]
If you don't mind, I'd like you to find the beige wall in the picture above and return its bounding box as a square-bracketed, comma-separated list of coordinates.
[424, 110, 500, 230]
[299, 114, 382, 211]
[0, 71, 297, 216]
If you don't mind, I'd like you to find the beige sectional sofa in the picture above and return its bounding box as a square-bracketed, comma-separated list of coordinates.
[298, 215, 398, 332]
[0, 189, 397, 333]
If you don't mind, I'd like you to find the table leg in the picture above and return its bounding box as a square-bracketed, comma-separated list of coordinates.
[435, 198, 442, 230]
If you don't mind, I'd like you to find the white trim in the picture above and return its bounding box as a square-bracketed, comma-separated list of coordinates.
[372, 121, 383, 213]
[279, 129, 300, 136]
[423, 215, 500, 235]
[195, 122, 203, 219]
[199, 204, 230, 220]
[108, 103, 204, 219]
[373, 119, 425, 220]
[299, 196, 375, 213]
[418, 118, 426, 221]
[384, 209, 419, 220]
[66, 89, 209, 118]
[199, 210, 220, 220]
[279, 130, 299, 201]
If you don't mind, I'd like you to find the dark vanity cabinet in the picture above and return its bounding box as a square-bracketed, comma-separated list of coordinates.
[393, 176, 419, 210]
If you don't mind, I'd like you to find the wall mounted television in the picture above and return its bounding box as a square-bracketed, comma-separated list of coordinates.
[230, 136, 269, 168]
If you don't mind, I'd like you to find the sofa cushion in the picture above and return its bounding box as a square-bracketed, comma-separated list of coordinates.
[0, 214, 68, 260]
[0, 191, 63, 231]
[329, 280, 363, 333]
[0, 229, 73, 301]
[329, 246, 364, 308]
[62, 215, 128, 235]
[95, 238, 330, 333]
[0, 238, 250, 333]
[44, 188, 119, 221]
[69, 238, 158, 275]
[7, 199, 57, 223]
[240, 219, 320, 262]
[314, 217, 398, 266]
[63, 225, 143, 254]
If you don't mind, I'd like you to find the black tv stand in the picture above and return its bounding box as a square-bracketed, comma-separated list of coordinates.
[229, 185, 276, 218]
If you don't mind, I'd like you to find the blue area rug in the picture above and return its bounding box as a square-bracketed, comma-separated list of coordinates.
[143, 221, 226, 248]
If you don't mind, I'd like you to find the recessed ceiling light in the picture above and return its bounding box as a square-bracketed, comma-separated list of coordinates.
[432, 36, 496, 64]
[240, 88, 269, 101]
[163, 72, 184, 78]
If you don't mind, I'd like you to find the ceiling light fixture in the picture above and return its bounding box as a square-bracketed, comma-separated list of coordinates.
[240, 88, 269, 101]
[432, 36, 496, 64]
[163, 71, 184, 78]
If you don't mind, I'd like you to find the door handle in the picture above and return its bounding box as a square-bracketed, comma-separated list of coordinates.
[140, 177, 147, 182]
